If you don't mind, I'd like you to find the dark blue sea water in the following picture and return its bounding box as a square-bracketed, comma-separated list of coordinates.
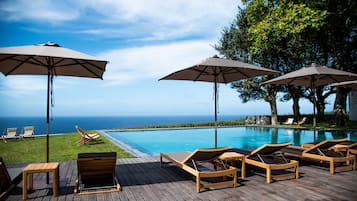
[0, 115, 245, 135]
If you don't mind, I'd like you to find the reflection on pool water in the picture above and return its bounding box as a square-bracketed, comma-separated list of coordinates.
[105, 126, 357, 156]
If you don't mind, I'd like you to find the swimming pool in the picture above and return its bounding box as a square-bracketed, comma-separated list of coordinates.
[104, 126, 357, 156]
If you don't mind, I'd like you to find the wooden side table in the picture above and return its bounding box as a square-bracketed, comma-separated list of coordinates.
[219, 152, 246, 178]
[22, 162, 59, 200]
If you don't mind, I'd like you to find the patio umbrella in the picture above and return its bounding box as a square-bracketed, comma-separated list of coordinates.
[160, 55, 279, 148]
[263, 63, 357, 144]
[330, 80, 357, 88]
[0, 42, 108, 164]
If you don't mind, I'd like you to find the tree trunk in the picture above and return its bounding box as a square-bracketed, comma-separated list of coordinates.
[334, 87, 348, 111]
[269, 98, 278, 125]
[292, 95, 300, 120]
[316, 100, 325, 122]
[316, 87, 325, 122]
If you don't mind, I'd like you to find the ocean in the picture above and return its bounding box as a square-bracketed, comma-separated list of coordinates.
[0, 115, 246, 135]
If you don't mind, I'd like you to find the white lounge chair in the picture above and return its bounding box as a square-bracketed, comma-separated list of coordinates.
[283, 118, 294, 125]
[20, 126, 34, 139]
[297, 117, 307, 126]
[1, 128, 18, 143]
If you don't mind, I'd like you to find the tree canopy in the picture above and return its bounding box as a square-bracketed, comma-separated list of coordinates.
[216, 0, 357, 124]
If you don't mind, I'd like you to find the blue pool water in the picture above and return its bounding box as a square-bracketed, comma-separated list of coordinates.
[106, 127, 357, 156]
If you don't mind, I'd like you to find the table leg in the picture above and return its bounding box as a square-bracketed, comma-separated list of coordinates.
[241, 158, 246, 179]
[22, 172, 27, 200]
[28, 173, 33, 191]
[53, 167, 59, 196]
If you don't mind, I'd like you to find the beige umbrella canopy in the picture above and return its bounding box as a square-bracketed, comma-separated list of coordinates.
[160, 55, 279, 147]
[263, 63, 357, 87]
[0, 42, 106, 78]
[330, 80, 357, 88]
[0, 42, 108, 166]
[263, 63, 357, 144]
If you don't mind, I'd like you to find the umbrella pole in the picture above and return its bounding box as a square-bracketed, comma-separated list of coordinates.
[313, 84, 316, 145]
[46, 69, 50, 184]
[214, 80, 218, 148]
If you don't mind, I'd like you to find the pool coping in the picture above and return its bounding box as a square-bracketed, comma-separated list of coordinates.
[98, 130, 150, 157]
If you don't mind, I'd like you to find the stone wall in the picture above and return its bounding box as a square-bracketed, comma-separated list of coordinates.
[245, 116, 271, 125]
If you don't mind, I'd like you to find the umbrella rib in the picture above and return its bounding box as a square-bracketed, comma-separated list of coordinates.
[0, 55, 17, 63]
[192, 66, 209, 81]
[321, 74, 340, 83]
[230, 68, 251, 79]
[212, 66, 226, 83]
[72, 59, 103, 78]
[3, 56, 33, 75]
[30, 56, 51, 67]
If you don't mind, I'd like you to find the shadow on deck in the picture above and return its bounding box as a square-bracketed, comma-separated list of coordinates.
[4, 156, 357, 201]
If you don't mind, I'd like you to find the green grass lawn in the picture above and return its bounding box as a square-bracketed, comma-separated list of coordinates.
[0, 131, 132, 164]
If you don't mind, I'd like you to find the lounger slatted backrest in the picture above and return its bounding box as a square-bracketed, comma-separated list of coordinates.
[76, 152, 121, 195]
[6, 128, 17, 138]
[22, 126, 34, 137]
[182, 147, 231, 164]
[303, 138, 348, 155]
[249, 142, 292, 157]
[0, 157, 14, 200]
[77, 152, 117, 183]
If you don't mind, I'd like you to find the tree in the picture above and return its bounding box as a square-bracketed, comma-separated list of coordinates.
[302, 86, 336, 122]
[308, 0, 357, 112]
[216, 0, 326, 124]
[231, 76, 281, 125]
[280, 86, 304, 120]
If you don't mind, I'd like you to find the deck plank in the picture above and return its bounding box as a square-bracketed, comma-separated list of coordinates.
[5, 156, 357, 201]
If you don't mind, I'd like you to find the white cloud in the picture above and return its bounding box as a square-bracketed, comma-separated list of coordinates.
[0, 76, 77, 97]
[0, 0, 239, 41]
[99, 40, 218, 85]
[79, 0, 239, 40]
[0, 0, 79, 23]
[86, 0, 237, 25]
[0, 77, 46, 96]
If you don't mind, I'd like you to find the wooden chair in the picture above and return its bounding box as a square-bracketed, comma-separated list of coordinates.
[160, 147, 237, 193]
[302, 138, 356, 174]
[243, 142, 299, 183]
[2, 128, 18, 143]
[75, 152, 121, 195]
[0, 157, 15, 200]
[75, 125, 101, 145]
[20, 126, 34, 139]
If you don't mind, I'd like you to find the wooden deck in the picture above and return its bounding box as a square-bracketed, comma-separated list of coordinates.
[5, 156, 357, 201]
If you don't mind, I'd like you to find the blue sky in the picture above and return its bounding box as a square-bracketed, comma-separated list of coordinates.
[0, 0, 335, 117]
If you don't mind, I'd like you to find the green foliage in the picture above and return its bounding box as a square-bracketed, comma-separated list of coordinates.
[248, 1, 326, 55]
[231, 76, 279, 103]
[216, 0, 357, 120]
[0, 132, 132, 164]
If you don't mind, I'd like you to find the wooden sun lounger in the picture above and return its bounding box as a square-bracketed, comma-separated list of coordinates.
[244, 142, 299, 183]
[349, 142, 357, 156]
[75, 125, 101, 145]
[0, 157, 15, 200]
[160, 147, 237, 193]
[75, 152, 121, 195]
[302, 138, 356, 174]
